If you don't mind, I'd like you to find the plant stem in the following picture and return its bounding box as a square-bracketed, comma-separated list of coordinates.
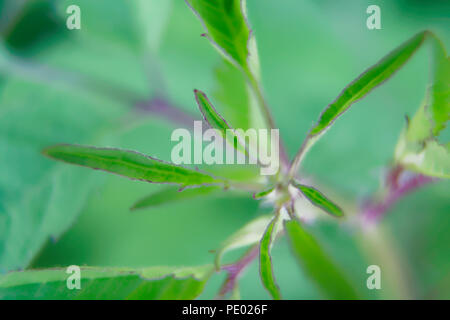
[286, 135, 311, 181]
[246, 72, 290, 171]
[358, 225, 415, 299]
[361, 165, 435, 225]
[216, 245, 259, 299]
[358, 165, 436, 299]
[136, 97, 197, 128]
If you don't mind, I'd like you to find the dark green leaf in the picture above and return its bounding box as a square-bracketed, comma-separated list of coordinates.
[195, 89, 232, 136]
[292, 182, 344, 218]
[259, 217, 281, 300]
[42, 144, 224, 187]
[285, 219, 358, 299]
[194, 89, 248, 155]
[429, 36, 449, 136]
[131, 185, 220, 210]
[0, 265, 212, 300]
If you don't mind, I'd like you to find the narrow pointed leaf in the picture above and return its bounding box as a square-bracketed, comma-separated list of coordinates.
[310, 31, 428, 137]
[131, 186, 220, 210]
[259, 217, 282, 300]
[185, 0, 255, 73]
[429, 37, 450, 136]
[285, 220, 358, 299]
[292, 182, 344, 218]
[194, 89, 249, 156]
[253, 187, 275, 200]
[195, 89, 232, 136]
[214, 215, 273, 270]
[187, 1, 267, 131]
[291, 31, 442, 175]
[43, 144, 224, 187]
[0, 265, 212, 300]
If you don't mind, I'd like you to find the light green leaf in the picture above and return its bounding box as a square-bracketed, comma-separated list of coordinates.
[185, 0, 255, 73]
[310, 31, 428, 137]
[0, 265, 212, 300]
[131, 185, 220, 211]
[214, 215, 272, 270]
[395, 134, 450, 178]
[42, 144, 225, 187]
[394, 33, 449, 178]
[285, 219, 358, 299]
[292, 182, 344, 218]
[259, 217, 281, 300]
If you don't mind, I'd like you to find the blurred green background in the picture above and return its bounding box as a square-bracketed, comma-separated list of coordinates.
[0, 0, 448, 299]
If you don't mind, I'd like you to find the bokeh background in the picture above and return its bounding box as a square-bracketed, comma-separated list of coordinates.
[0, 0, 448, 299]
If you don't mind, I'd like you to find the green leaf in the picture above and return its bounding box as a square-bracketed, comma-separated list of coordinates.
[290, 31, 444, 176]
[195, 89, 232, 137]
[429, 36, 450, 136]
[394, 33, 449, 178]
[185, 0, 255, 73]
[0, 265, 212, 300]
[0, 77, 125, 272]
[259, 217, 281, 300]
[194, 89, 248, 155]
[42, 144, 225, 187]
[395, 135, 450, 178]
[284, 219, 358, 299]
[292, 182, 344, 218]
[214, 215, 273, 270]
[131, 185, 220, 211]
[187, 0, 268, 131]
[253, 186, 275, 200]
[310, 31, 428, 137]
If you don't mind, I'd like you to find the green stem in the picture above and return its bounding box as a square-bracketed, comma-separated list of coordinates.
[246, 71, 290, 171]
[358, 225, 414, 299]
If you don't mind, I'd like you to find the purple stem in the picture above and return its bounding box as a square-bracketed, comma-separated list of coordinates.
[362, 166, 435, 224]
[136, 97, 197, 128]
[217, 245, 259, 298]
